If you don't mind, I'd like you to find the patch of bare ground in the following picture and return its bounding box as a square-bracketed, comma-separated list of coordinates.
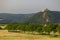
[0, 30, 60, 40]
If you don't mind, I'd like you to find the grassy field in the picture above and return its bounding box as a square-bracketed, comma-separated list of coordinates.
[0, 30, 60, 40]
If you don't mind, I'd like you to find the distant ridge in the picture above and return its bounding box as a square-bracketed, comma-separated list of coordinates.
[25, 8, 60, 24]
[0, 13, 34, 24]
[0, 9, 60, 24]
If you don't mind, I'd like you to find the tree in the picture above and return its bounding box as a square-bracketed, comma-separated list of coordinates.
[25, 24, 38, 34]
[36, 24, 43, 34]
[42, 24, 54, 35]
[56, 24, 60, 34]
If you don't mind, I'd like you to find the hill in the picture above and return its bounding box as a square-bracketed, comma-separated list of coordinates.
[0, 13, 34, 24]
[0, 9, 60, 24]
[25, 9, 60, 24]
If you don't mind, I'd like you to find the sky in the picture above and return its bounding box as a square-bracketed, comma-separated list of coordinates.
[0, 0, 60, 14]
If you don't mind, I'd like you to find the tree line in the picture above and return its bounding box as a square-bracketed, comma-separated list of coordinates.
[5, 24, 60, 36]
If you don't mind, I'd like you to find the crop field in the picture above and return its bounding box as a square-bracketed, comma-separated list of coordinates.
[0, 30, 60, 40]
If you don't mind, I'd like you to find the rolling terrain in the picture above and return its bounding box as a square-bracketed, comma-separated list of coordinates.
[0, 13, 34, 23]
[26, 9, 60, 24]
[0, 9, 60, 24]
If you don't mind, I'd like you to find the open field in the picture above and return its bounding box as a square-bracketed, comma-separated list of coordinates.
[0, 30, 60, 40]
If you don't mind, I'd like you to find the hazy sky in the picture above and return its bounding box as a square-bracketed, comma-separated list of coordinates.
[0, 0, 60, 14]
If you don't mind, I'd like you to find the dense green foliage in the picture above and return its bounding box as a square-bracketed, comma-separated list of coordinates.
[5, 24, 60, 35]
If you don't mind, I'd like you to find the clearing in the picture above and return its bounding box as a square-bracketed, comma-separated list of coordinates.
[0, 30, 60, 40]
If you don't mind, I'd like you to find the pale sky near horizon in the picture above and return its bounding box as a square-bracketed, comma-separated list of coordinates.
[0, 0, 60, 14]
